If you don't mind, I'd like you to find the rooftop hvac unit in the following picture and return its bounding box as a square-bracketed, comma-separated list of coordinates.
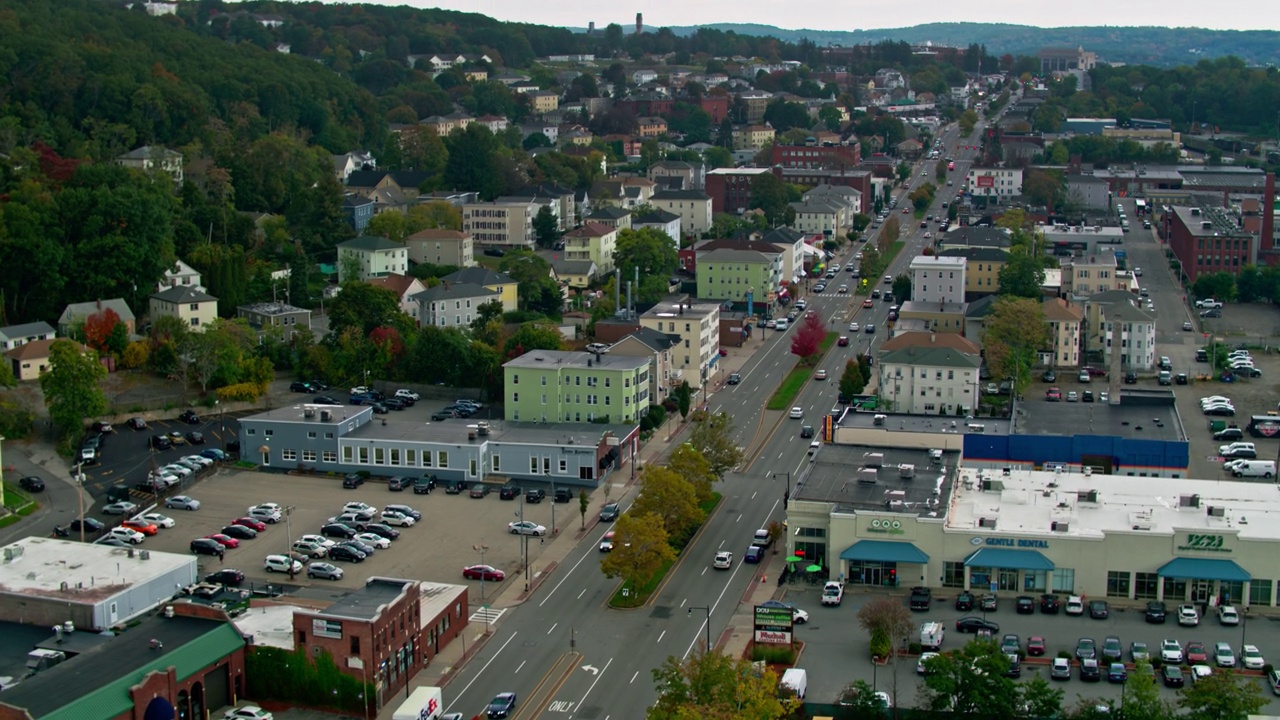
[978, 517, 998, 529]
[863, 452, 884, 468]
[857, 468, 878, 484]
[1051, 521, 1070, 532]
[320, 410, 332, 422]
[1077, 489, 1100, 503]
[304, 408, 315, 418]
[1179, 494, 1201, 508]
[1207, 506, 1226, 517]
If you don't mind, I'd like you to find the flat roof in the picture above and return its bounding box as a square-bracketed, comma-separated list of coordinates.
[233, 604, 298, 650]
[947, 465, 1280, 540]
[0, 538, 196, 603]
[794, 444, 960, 517]
[344, 415, 631, 447]
[838, 410, 1012, 435]
[504, 349, 650, 371]
[1015, 391, 1185, 442]
[321, 578, 414, 620]
[419, 582, 467, 620]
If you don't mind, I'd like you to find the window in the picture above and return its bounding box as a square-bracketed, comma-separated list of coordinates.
[423, 452, 433, 468]
[943, 561, 965, 587]
[559, 458, 567, 472]
[492, 455, 501, 472]
[530, 457, 539, 473]
[1133, 572, 1160, 599]
[308, 431, 317, 439]
[374, 447, 385, 465]
[437, 451, 448, 468]
[541, 376, 546, 385]
[1249, 579, 1273, 606]
[513, 392, 519, 402]
[1106, 571, 1131, 599]
[406, 449, 416, 467]
[1051, 568, 1075, 593]
[302, 450, 317, 462]
[323, 451, 337, 463]
[282, 449, 298, 461]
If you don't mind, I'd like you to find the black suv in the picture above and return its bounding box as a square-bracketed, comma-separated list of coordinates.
[554, 487, 572, 503]
[499, 483, 520, 500]
[1124, 371, 1138, 384]
[1040, 594, 1060, 614]
[1213, 427, 1244, 441]
[525, 488, 546, 503]
[909, 587, 932, 611]
[289, 381, 315, 393]
[1144, 601, 1167, 623]
[414, 475, 436, 494]
[151, 434, 173, 450]
[955, 591, 975, 611]
[190, 538, 225, 557]
[179, 409, 201, 425]
[18, 476, 45, 492]
[343, 473, 364, 489]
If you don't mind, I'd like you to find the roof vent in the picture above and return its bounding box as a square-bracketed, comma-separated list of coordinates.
[978, 517, 997, 529]
[304, 408, 315, 418]
[1050, 521, 1070, 532]
[1179, 494, 1201, 508]
[1207, 506, 1226, 517]
[320, 410, 332, 422]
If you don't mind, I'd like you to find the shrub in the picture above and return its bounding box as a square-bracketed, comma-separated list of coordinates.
[1057, 650, 1072, 659]
[870, 629, 891, 659]
[907, 642, 922, 655]
[751, 643, 797, 665]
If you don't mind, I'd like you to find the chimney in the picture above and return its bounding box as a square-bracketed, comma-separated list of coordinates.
[635, 12, 643, 34]
[588, 21, 595, 35]
[1262, 172, 1276, 254]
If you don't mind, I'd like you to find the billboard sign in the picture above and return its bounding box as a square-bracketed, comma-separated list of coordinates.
[754, 605, 794, 644]
[976, 175, 995, 188]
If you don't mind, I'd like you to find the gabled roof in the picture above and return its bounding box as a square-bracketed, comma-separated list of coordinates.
[880, 331, 982, 355]
[964, 294, 1000, 318]
[695, 237, 784, 255]
[939, 247, 1010, 262]
[59, 299, 135, 325]
[441, 267, 516, 286]
[151, 286, 216, 303]
[586, 206, 631, 220]
[407, 228, 469, 241]
[940, 226, 1011, 248]
[564, 222, 615, 238]
[1042, 297, 1083, 322]
[117, 145, 181, 160]
[367, 273, 424, 298]
[632, 208, 680, 224]
[700, 248, 774, 264]
[616, 326, 680, 352]
[550, 259, 598, 275]
[0, 321, 55, 340]
[1097, 300, 1154, 323]
[345, 169, 389, 188]
[412, 282, 500, 303]
[879, 332, 982, 368]
[759, 227, 806, 245]
[339, 235, 403, 252]
[4, 338, 88, 361]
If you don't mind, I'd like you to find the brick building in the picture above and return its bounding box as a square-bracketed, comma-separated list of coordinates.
[705, 167, 772, 214]
[1165, 205, 1255, 282]
[769, 142, 862, 170]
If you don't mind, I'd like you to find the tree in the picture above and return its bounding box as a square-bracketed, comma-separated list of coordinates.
[790, 310, 826, 361]
[578, 490, 589, 530]
[40, 340, 107, 444]
[533, 205, 561, 249]
[629, 467, 704, 541]
[1119, 661, 1173, 720]
[1192, 271, 1237, 303]
[327, 282, 413, 338]
[686, 411, 744, 481]
[920, 640, 1020, 715]
[1177, 668, 1267, 720]
[82, 308, 124, 355]
[614, 228, 679, 304]
[892, 274, 912, 302]
[839, 360, 865, 399]
[666, 444, 717, 504]
[502, 321, 564, 358]
[856, 597, 914, 657]
[670, 380, 693, 419]
[647, 649, 798, 720]
[998, 253, 1047, 298]
[835, 680, 888, 719]
[599, 512, 676, 594]
[881, 217, 900, 244]
[1023, 168, 1065, 210]
[1019, 674, 1065, 720]
[983, 297, 1050, 396]
[499, 251, 563, 317]
[749, 172, 791, 226]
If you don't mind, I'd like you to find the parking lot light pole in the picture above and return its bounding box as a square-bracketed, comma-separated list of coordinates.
[772, 471, 792, 510]
[688, 606, 711, 654]
[75, 462, 86, 543]
[472, 544, 490, 601]
[285, 506, 296, 579]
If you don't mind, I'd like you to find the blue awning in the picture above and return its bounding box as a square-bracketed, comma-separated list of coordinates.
[839, 540, 930, 564]
[964, 547, 1055, 571]
[1158, 557, 1251, 582]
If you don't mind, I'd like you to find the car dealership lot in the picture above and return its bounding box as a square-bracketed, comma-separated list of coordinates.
[103, 469, 554, 595]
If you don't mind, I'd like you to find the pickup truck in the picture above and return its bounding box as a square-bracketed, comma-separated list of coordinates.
[910, 586, 932, 611]
[1195, 299, 1224, 309]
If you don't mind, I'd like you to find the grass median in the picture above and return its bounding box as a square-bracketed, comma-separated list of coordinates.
[609, 492, 723, 609]
[765, 332, 838, 411]
[854, 240, 905, 296]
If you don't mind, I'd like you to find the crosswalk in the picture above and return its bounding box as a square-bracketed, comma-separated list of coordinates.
[469, 606, 505, 625]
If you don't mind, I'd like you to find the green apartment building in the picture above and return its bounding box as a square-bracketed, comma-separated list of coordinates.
[504, 350, 651, 424]
[695, 248, 782, 301]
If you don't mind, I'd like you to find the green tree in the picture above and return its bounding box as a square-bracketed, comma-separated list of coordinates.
[666, 444, 718, 505]
[327, 282, 413, 338]
[1023, 168, 1065, 210]
[686, 411, 744, 481]
[614, 227, 679, 304]
[895, 162, 911, 184]
[998, 253, 1047, 298]
[749, 172, 791, 226]
[670, 380, 693, 419]
[1019, 674, 1065, 720]
[1119, 661, 1173, 720]
[402, 326, 472, 386]
[856, 597, 914, 658]
[648, 648, 798, 720]
[983, 297, 1050, 396]
[599, 512, 676, 594]
[532, 205, 561, 249]
[444, 124, 505, 200]
[498, 251, 563, 317]
[835, 680, 888, 718]
[881, 217, 900, 244]
[1192, 271, 1237, 303]
[839, 360, 865, 399]
[40, 340, 107, 444]
[1177, 668, 1267, 720]
[502, 321, 564, 358]
[920, 640, 1020, 715]
[892, 274, 912, 302]
[851, 213, 871, 232]
[629, 466, 705, 541]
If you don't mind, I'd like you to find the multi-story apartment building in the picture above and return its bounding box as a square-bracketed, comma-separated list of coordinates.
[938, 247, 1008, 298]
[910, 256, 967, 305]
[705, 168, 772, 214]
[877, 332, 982, 415]
[1084, 290, 1156, 371]
[607, 328, 679, 404]
[405, 228, 476, 268]
[462, 201, 536, 248]
[967, 167, 1023, 201]
[1042, 297, 1083, 368]
[336, 235, 409, 283]
[769, 142, 861, 170]
[647, 160, 706, 191]
[696, 249, 783, 302]
[1064, 254, 1121, 301]
[639, 299, 721, 390]
[149, 286, 218, 333]
[733, 125, 776, 151]
[414, 283, 501, 328]
[562, 222, 619, 274]
[649, 189, 713, 238]
[504, 350, 651, 424]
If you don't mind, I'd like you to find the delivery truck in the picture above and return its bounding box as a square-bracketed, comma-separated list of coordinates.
[393, 686, 444, 720]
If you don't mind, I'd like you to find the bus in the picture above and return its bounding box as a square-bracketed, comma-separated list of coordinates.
[1134, 199, 1147, 216]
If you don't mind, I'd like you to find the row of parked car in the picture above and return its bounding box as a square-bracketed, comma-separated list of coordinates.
[188, 502, 287, 559]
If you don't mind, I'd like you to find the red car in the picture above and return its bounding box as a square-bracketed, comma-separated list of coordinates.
[1083, 366, 1108, 377]
[205, 533, 240, 549]
[862, 298, 874, 308]
[121, 520, 159, 536]
[1186, 642, 1208, 664]
[1027, 636, 1046, 656]
[232, 517, 267, 532]
[1046, 387, 1061, 402]
[463, 565, 506, 582]
[837, 336, 850, 347]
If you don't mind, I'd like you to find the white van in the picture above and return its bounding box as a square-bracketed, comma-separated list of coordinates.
[1231, 460, 1276, 478]
[920, 621, 945, 650]
[780, 668, 807, 699]
[774, 318, 788, 331]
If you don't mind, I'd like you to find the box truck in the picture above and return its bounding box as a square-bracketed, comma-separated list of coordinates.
[393, 686, 444, 720]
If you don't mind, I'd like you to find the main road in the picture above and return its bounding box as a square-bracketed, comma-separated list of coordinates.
[441, 121, 988, 719]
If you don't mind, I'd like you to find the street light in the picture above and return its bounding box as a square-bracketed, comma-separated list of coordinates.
[74, 462, 87, 543]
[472, 544, 490, 601]
[284, 506, 296, 579]
[688, 606, 711, 654]
[772, 471, 792, 510]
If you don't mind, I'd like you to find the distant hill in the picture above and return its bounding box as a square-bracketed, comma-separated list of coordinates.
[657, 22, 1280, 67]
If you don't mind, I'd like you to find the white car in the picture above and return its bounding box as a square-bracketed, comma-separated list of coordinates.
[1215, 642, 1236, 667]
[1065, 596, 1084, 615]
[599, 531, 615, 552]
[108, 527, 144, 544]
[165, 495, 201, 510]
[789, 407, 804, 419]
[141, 513, 176, 528]
[821, 580, 844, 605]
[161, 464, 192, 478]
[263, 555, 303, 574]
[380, 510, 417, 526]
[252, 502, 283, 514]
[1160, 639, 1184, 663]
[298, 534, 336, 549]
[917, 651, 940, 675]
[349, 386, 370, 395]
[356, 532, 392, 549]
[1178, 604, 1200, 626]
[224, 707, 274, 720]
[849, 322, 860, 332]
[149, 472, 179, 489]
[713, 551, 733, 569]
[343, 501, 376, 515]
[1219, 605, 1241, 625]
[394, 389, 420, 401]
[183, 454, 214, 467]
[248, 506, 282, 523]
[508, 521, 547, 536]
[1200, 396, 1232, 406]
[1242, 644, 1265, 669]
[1190, 664, 1213, 683]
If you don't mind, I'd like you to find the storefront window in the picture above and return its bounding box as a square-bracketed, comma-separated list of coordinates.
[969, 568, 991, 589]
[1051, 568, 1075, 594]
[1221, 581, 1244, 606]
[1249, 580, 1273, 607]
[794, 541, 826, 569]
[943, 562, 965, 588]
[1134, 572, 1159, 599]
[1163, 577, 1187, 602]
[1023, 571, 1047, 592]
[1107, 571, 1131, 599]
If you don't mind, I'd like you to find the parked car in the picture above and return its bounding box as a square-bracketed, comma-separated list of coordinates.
[307, 562, 344, 580]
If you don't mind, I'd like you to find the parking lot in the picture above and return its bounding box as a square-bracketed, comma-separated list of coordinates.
[782, 586, 1280, 712]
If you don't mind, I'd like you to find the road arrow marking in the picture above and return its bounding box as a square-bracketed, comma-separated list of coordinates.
[581, 664, 599, 675]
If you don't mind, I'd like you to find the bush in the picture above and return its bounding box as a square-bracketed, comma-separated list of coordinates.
[908, 642, 922, 655]
[1057, 650, 1072, 659]
[870, 629, 891, 659]
[751, 643, 798, 665]
[246, 646, 373, 713]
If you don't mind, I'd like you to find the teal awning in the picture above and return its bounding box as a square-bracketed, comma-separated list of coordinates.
[840, 540, 930, 564]
[1158, 557, 1251, 582]
[964, 547, 1055, 571]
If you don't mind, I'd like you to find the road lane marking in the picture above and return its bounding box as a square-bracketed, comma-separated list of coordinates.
[577, 588, 586, 600]
[547, 622, 557, 635]
[630, 670, 639, 684]
[516, 660, 526, 673]
[735, 513, 742, 522]
[682, 558, 748, 660]
[442, 630, 519, 715]
[519, 652, 582, 720]
[540, 523, 616, 608]
[575, 657, 613, 714]
[657, 630, 666, 643]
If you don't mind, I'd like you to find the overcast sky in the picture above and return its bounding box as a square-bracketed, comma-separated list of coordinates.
[360, 0, 1279, 32]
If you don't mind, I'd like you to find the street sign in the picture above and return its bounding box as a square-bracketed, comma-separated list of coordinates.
[753, 605, 794, 645]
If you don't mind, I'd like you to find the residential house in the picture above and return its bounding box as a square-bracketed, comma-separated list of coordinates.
[788, 196, 847, 237]
[331, 150, 376, 183]
[608, 327, 679, 403]
[1063, 254, 1121, 302]
[632, 69, 658, 85]
[58, 299, 135, 336]
[420, 112, 474, 136]
[898, 302, 967, 335]
[440, 267, 519, 313]
[1083, 290, 1156, 371]
[342, 193, 375, 233]
[505, 349, 650, 424]
[367, 273, 428, 325]
[149, 286, 218, 333]
[237, 302, 312, 341]
[631, 209, 681, 248]
[593, 178, 655, 210]
[648, 160, 706, 191]
[1042, 297, 1083, 368]
[156, 259, 205, 293]
[344, 170, 432, 214]
[548, 258, 598, 289]
[405, 228, 476, 268]
[530, 91, 561, 115]
[636, 117, 668, 138]
[584, 206, 632, 231]
[462, 201, 537, 248]
[502, 183, 577, 230]
[337, 236, 409, 283]
[696, 249, 783, 303]
[116, 146, 183, 185]
[521, 122, 559, 145]
[910, 256, 967, 305]
[649, 189, 712, 239]
[475, 114, 510, 133]
[966, 167, 1023, 201]
[803, 183, 862, 216]
[937, 226, 1013, 253]
[938, 247, 1008, 298]
[877, 332, 982, 415]
[4, 339, 91, 382]
[413, 283, 501, 328]
[563, 222, 620, 274]
[0, 322, 56, 352]
[639, 298, 720, 390]
[733, 125, 776, 151]
[735, 91, 772, 123]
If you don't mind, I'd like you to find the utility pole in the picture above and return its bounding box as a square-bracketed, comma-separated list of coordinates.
[285, 506, 296, 579]
[688, 606, 711, 653]
[518, 491, 529, 592]
[772, 471, 792, 510]
[75, 462, 86, 543]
